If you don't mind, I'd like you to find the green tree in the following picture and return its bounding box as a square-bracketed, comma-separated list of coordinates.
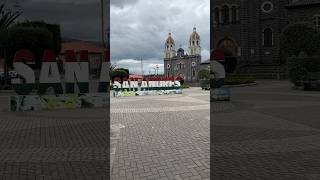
[1, 26, 54, 68]
[111, 69, 128, 81]
[198, 69, 210, 80]
[281, 23, 319, 58]
[13, 21, 61, 54]
[0, 3, 22, 31]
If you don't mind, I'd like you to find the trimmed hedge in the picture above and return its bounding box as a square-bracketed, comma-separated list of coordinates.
[198, 69, 210, 80]
[181, 84, 190, 89]
[224, 75, 256, 85]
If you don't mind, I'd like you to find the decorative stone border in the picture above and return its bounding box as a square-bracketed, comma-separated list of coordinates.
[10, 93, 109, 112]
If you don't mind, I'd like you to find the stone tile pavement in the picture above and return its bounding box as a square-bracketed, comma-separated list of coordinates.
[0, 94, 110, 179]
[212, 80, 320, 179]
[111, 88, 210, 180]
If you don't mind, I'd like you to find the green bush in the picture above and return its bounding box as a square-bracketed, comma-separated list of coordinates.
[181, 84, 190, 88]
[1, 26, 54, 68]
[287, 55, 320, 86]
[111, 69, 128, 81]
[281, 23, 320, 58]
[14, 21, 62, 54]
[224, 75, 256, 85]
[198, 69, 210, 80]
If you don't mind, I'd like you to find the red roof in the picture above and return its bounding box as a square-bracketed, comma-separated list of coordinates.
[62, 41, 105, 54]
[129, 74, 143, 79]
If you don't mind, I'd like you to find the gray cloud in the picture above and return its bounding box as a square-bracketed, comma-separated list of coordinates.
[7, 0, 107, 42]
[110, 0, 210, 74]
[110, 0, 139, 9]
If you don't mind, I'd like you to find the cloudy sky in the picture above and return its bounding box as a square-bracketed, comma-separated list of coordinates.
[2, 0, 106, 42]
[1, 0, 209, 75]
[110, 0, 210, 74]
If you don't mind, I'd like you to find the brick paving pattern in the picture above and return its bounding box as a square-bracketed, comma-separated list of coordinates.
[111, 88, 210, 180]
[212, 80, 320, 179]
[0, 94, 110, 179]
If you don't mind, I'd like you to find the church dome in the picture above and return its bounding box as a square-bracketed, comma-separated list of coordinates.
[190, 27, 200, 43]
[178, 47, 184, 52]
[166, 32, 175, 45]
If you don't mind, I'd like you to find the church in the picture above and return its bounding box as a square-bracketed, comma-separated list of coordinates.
[211, 0, 320, 79]
[164, 27, 206, 83]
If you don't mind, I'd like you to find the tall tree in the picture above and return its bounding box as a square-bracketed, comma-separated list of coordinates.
[0, 3, 22, 31]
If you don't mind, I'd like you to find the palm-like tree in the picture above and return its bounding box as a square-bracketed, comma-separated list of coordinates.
[0, 3, 22, 30]
[110, 64, 118, 71]
[0, 3, 21, 87]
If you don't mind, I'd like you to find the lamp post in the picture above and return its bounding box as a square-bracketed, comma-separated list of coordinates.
[156, 65, 159, 76]
[153, 68, 156, 76]
[140, 57, 143, 76]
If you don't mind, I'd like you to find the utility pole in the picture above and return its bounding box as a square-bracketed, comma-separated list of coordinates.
[101, 0, 106, 48]
[140, 57, 143, 76]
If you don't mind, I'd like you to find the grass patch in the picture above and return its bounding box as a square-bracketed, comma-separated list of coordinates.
[181, 84, 191, 88]
[224, 75, 256, 85]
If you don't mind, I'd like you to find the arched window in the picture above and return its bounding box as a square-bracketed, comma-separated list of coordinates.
[214, 7, 220, 24]
[222, 5, 229, 24]
[263, 28, 273, 46]
[314, 14, 320, 32]
[192, 69, 196, 77]
[231, 6, 237, 23]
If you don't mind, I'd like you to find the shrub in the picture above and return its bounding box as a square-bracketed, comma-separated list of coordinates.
[181, 84, 190, 88]
[224, 75, 256, 85]
[287, 55, 320, 86]
[111, 69, 128, 81]
[14, 21, 62, 54]
[1, 26, 54, 68]
[281, 23, 320, 58]
[198, 69, 210, 80]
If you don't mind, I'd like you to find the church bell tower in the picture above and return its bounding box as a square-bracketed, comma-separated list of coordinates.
[189, 27, 201, 56]
[164, 32, 176, 59]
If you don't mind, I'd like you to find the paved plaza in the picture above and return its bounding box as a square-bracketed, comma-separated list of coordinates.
[212, 80, 320, 179]
[1, 80, 319, 179]
[111, 88, 210, 180]
[0, 94, 109, 179]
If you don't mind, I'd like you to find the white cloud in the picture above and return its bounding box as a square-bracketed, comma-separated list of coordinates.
[111, 0, 210, 73]
[114, 58, 165, 75]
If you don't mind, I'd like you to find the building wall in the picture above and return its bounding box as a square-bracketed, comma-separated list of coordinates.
[287, 6, 320, 26]
[164, 55, 201, 83]
[211, 0, 289, 65]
